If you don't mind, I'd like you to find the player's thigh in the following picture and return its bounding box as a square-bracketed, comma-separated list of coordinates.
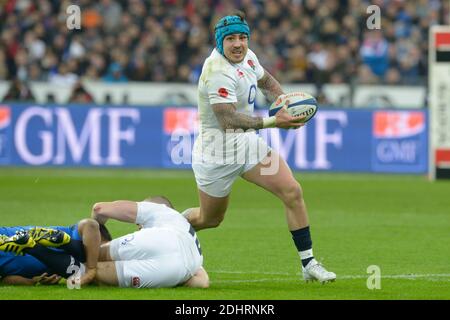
[95, 261, 119, 286]
[241, 150, 299, 197]
[193, 162, 238, 198]
[198, 188, 229, 221]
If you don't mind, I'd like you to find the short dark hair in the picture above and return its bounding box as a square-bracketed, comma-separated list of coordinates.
[143, 195, 174, 209]
[232, 10, 246, 21]
[99, 223, 112, 242]
[215, 10, 246, 27]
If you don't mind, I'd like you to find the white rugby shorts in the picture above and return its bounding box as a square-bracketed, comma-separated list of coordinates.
[109, 228, 203, 288]
[192, 132, 271, 197]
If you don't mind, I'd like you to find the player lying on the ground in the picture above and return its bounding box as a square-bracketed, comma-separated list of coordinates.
[91, 196, 209, 289]
[0, 219, 112, 286]
[0, 196, 209, 288]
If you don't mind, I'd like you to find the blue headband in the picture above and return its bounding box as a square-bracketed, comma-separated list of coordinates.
[214, 15, 250, 55]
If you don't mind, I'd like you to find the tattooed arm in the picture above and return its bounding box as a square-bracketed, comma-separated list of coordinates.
[212, 102, 304, 130]
[257, 69, 284, 103]
[211, 70, 301, 130]
[212, 103, 263, 130]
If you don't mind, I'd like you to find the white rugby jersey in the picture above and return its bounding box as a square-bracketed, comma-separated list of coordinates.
[136, 201, 190, 231]
[194, 48, 265, 163]
[135, 202, 203, 274]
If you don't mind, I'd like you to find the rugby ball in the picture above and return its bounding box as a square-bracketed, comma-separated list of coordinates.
[268, 92, 318, 123]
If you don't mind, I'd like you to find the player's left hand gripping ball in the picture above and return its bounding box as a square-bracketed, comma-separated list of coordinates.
[269, 92, 318, 123]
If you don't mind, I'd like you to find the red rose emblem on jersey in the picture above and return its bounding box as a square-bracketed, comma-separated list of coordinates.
[132, 276, 140, 288]
[218, 87, 229, 98]
[247, 60, 255, 70]
[275, 97, 282, 105]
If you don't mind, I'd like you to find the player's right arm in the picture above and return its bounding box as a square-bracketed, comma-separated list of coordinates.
[92, 201, 162, 230]
[212, 103, 263, 130]
[212, 102, 304, 130]
[206, 62, 303, 130]
[91, 201, 137, 224]
[77, 219, 102, 286]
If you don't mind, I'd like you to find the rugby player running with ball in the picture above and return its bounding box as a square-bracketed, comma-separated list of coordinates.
[183, 11, 336, 283]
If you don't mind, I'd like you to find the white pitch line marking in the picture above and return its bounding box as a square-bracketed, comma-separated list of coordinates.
[210, 270, 291, 275]
[209, 270, 450, 283]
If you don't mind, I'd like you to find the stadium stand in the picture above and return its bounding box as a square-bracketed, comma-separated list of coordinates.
[1, 0, 448, 88]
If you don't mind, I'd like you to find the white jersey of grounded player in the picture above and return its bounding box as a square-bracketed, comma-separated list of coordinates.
[193, 48, 265, 164]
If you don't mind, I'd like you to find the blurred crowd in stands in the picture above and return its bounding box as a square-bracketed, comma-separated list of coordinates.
[0, 0, 448, 103]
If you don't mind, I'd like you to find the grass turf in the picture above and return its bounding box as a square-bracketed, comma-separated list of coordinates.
[0, 168, 449, 300]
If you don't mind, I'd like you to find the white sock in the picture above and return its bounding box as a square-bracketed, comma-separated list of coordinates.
[299, 249, 314, 261]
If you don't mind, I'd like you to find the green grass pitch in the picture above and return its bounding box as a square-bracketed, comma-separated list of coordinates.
[0, 168, 449, 300]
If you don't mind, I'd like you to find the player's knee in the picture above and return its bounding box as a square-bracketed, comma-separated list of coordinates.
[184, 274, 210, 289]
[280, 181, 303, 204]
[191, 275, 210, 289]
[202, 215, 224, 228]
[80, 218, 100, 230]
[199, 278, 210, 289]
[205, 218, 223, 228]
[190, 267, 209, 288]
